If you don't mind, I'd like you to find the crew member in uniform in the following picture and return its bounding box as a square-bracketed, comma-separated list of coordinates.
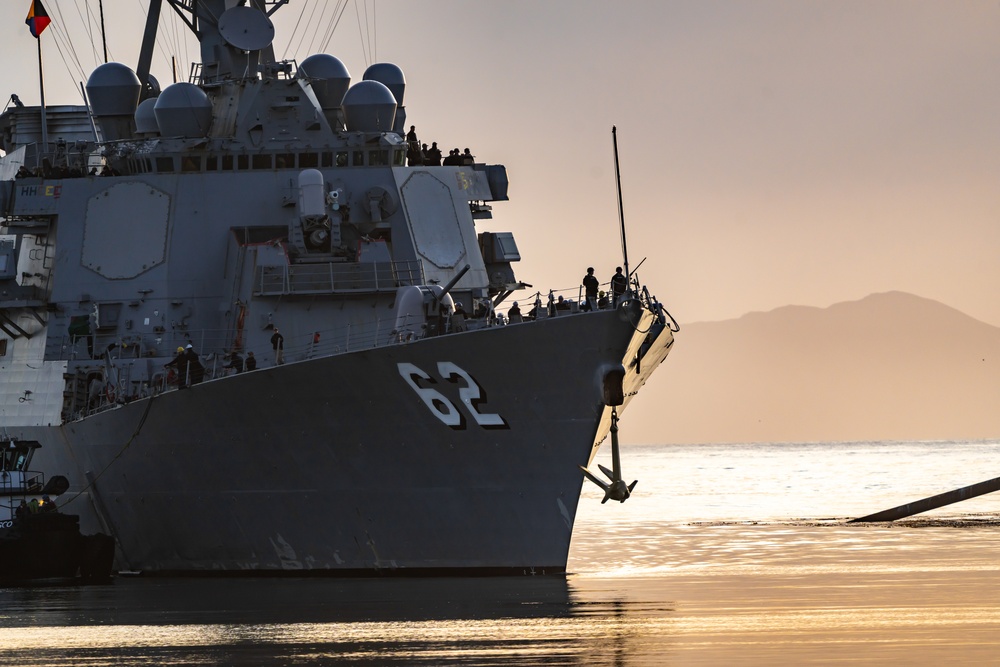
[610, 267, 627, 306]
[271, 328, 284, 365]
[507, 301, 523, 323]
[582, 267, 599, 310]
[165, 346, 190, 387]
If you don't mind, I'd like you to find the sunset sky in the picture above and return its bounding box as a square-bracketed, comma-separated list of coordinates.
[2, 1, 998, 328]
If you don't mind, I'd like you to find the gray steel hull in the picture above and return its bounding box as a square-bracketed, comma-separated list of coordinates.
[28, 308, 672, 574]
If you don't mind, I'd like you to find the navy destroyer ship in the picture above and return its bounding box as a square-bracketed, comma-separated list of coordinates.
[0, 0, 676, 575]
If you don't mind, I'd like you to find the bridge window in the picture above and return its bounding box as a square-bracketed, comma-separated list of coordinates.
[299, 153, 318, 168]
[1, 441, 34, 472]
[155, 157, 175, 173]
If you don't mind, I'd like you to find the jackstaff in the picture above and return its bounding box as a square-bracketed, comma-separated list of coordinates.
[25, 0, 52, 155]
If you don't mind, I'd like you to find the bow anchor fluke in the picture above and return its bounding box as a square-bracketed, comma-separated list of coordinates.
[579, 406, 637, 503]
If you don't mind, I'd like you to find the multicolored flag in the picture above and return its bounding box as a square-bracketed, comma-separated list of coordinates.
[25, 0, 51, 38]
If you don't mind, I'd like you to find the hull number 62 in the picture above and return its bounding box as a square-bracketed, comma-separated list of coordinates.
[398, 362, 508, 430]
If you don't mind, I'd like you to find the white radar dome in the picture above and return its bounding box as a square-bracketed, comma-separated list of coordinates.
[154, 83, 213, 138]
[342, 80, 397, 133]
[363, 63, 405, 106]
[134, 98, 159, 135]
[299, 54, 351, 110]
[86, 62, 142, 117]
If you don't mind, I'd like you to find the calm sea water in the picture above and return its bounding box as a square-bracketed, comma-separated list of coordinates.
[3, 440, 1000, 666]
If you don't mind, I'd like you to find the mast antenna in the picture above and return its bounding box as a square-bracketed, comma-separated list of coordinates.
[136, 0, 163, 101]
[98, 0, 108, 63]
[612, 126, 630, 281]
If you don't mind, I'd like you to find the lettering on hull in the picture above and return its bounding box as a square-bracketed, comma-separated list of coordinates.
[398, 362, 508, 430]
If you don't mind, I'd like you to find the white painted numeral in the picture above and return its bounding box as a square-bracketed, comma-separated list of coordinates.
[398, 362, 508, 430]
[398, 362, 463, 427]
[437, 362, 507, 428]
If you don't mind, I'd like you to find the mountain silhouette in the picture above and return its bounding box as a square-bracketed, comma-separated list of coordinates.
[629, 291, 1000, 444]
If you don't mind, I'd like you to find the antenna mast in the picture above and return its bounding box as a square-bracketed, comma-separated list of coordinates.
[98, 0, 108, 63]
[136, 0, 163, 101]
[612, 126, 630, 281]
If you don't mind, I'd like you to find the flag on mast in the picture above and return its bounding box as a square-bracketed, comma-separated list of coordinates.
[25, 0, 51, 38]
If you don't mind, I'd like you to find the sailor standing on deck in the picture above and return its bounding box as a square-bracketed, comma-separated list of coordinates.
[610, 267, 627, 306]
[183, 345, 205, 385]
[271, 328, 285, 365]
[425, 142, 442, 166]
[406, 126, 422, 165]
[582, 267, 599, 311]
[165, 346, 190, 387]
[451, 302, 468, 332]
[226, 351, 244, 374]
[507, 301, 523, 323]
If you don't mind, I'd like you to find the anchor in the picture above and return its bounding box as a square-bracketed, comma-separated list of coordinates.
[580, 406, 637, 503]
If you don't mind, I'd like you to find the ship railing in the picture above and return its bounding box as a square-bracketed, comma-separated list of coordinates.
[189, 57, 300, 87]
[58, 316, 437, 418]
[49, 324, 397, 366]
[61, 280, 662, 419]
[52, 283, 624, 370]
[0, 283, 48, 308]
[51, 278, 654, 370]
[0, 470, 47, 524]
[253, 260, 424, 296]
[0, 471, 43, 497]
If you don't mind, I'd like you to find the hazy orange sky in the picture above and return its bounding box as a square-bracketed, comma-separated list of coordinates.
[3, 1, 998, 327]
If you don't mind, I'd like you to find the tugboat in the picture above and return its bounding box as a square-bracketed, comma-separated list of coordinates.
[0, 438, 114, 584]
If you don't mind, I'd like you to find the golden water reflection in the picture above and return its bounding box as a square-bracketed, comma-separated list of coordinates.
[6, 442, 1000, 665]
[3, 561, 1000, 666]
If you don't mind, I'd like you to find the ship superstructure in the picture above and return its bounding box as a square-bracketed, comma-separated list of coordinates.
[0, 0, 676, 574]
